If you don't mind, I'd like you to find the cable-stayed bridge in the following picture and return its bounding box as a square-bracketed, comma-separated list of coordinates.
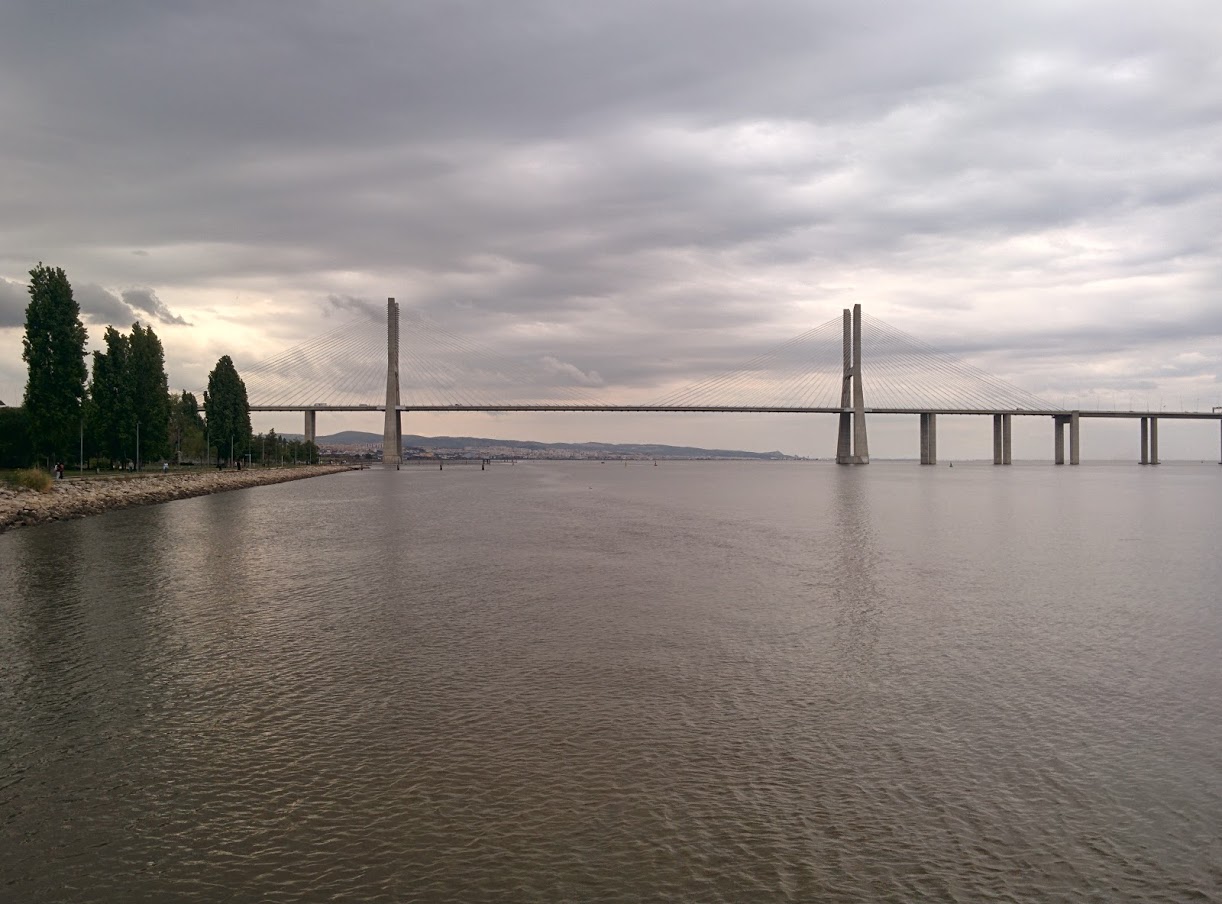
[237, 299, 1222, 466]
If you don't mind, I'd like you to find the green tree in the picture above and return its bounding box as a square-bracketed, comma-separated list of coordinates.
[204, 355, 251, 462]
[0, 406, 33, 468]
[22, 264, 88, 461]
[87, 326, 135, 464]
[263, 427, 279, 464]
[178, 390, 203, 425]
[170, 391, 206, 463]
[129, 322, 171, 461]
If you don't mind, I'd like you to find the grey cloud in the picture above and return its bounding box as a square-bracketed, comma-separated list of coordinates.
[323, 295, 383, 323]
[76, 283, 135, 325]
[540, 356, 604, 387]
[0, 278, 25, 328]
[2, 278, 139, 329]
[0, 0, 1219, 444]
[121, 288, 190, 326]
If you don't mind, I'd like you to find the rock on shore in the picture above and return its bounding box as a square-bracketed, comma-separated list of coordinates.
[0, 465, 359, 534]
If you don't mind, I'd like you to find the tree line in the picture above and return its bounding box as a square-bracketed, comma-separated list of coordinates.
[1, 263, 317, 469]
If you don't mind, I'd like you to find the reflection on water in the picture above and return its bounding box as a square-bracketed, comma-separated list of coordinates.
[1, 462, 1220, 902]
[830, 469, 881, 671]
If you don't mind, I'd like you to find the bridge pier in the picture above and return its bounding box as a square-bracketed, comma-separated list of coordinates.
[836, 304, 869, 464]
[836, 311, 852, 462]
[1052, 414, 1079, 464]
[992, 413, 1016, 464]
[1139, 416, 1161, 465]
[1046, 417, 1065, 466]
[920, 413, 937, 464]
[851, 304, 868, 463]
[383, 298, 402, 469]
[304, 410, 316, 447]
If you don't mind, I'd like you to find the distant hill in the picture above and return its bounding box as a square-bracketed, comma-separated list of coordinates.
[309, 430, 796, 460]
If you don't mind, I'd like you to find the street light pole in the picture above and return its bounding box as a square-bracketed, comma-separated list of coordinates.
[136, 420, 140, 472]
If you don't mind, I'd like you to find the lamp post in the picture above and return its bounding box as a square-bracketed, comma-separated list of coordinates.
[136, 420, 140, 472]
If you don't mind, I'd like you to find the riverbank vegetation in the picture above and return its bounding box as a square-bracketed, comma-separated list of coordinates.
[1, 469, 53, 493]
[5, 263, 262, 470]
[0, 464, 356, 533]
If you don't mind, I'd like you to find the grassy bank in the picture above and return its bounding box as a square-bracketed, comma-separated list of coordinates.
[0, 469, 53, 493]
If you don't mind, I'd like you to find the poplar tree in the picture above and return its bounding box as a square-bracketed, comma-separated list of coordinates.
[0, 406, 33, 468]
[87, 321, 174, 465]
[87, 326, 135, 463]
[129, 323, 171, 460]
[22, 264, 88, 461]
[204, 356, 252, 461]
[169, 391, 206, 462]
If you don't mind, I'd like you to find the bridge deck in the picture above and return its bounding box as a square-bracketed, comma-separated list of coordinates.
[248, 404, 1222, 420]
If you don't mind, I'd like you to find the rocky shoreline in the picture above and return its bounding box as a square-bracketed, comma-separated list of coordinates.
[0, 465, 360, 534]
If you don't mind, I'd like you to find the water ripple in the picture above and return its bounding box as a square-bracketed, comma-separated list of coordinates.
[1, 463, 1220, 902]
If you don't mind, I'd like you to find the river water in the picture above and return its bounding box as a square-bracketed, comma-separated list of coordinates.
[1, 461, 1219, 902]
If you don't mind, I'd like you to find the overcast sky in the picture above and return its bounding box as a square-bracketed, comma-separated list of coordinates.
[1, 0, 1219, 458]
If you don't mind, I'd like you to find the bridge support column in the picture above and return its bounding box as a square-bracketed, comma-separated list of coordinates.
[383, 297, 402, 470]
[304, 410, 316, 447]
[1140, 417, 1149, 464]
[836, 312, 851, 463]
[1070, 411, 1080, 465]
[1150, 416, 1159, 465]
[1003, 414, 1012, 464]
[851, 304, 869, 463]
[836, 304, 869, 464]
[993, 414, 1002, 464]
[920, 413, 937, 465]
[1054, 416, 1066, 465]
[836, 413, 852, 463]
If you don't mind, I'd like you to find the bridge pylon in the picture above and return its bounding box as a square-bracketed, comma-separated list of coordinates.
[383, 297, 402, 469]
[836, 303, 869, 464]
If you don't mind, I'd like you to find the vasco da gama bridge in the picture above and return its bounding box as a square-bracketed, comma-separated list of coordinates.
[243, 299, 1222, 467]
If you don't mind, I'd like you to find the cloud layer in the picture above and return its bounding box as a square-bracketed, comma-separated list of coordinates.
[0, 0, 1219, 455]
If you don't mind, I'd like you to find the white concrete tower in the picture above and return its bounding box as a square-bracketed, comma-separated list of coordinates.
[383, 298, 402, 469]
[837, 303, 869, 464]
[851, 303, 869, 463]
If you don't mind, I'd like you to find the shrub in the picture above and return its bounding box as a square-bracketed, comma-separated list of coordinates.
[2, 468, 54, 493]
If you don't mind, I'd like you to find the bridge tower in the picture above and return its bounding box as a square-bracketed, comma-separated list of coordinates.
[836, 303, 869, 464]
[383, 297, 402, 469]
